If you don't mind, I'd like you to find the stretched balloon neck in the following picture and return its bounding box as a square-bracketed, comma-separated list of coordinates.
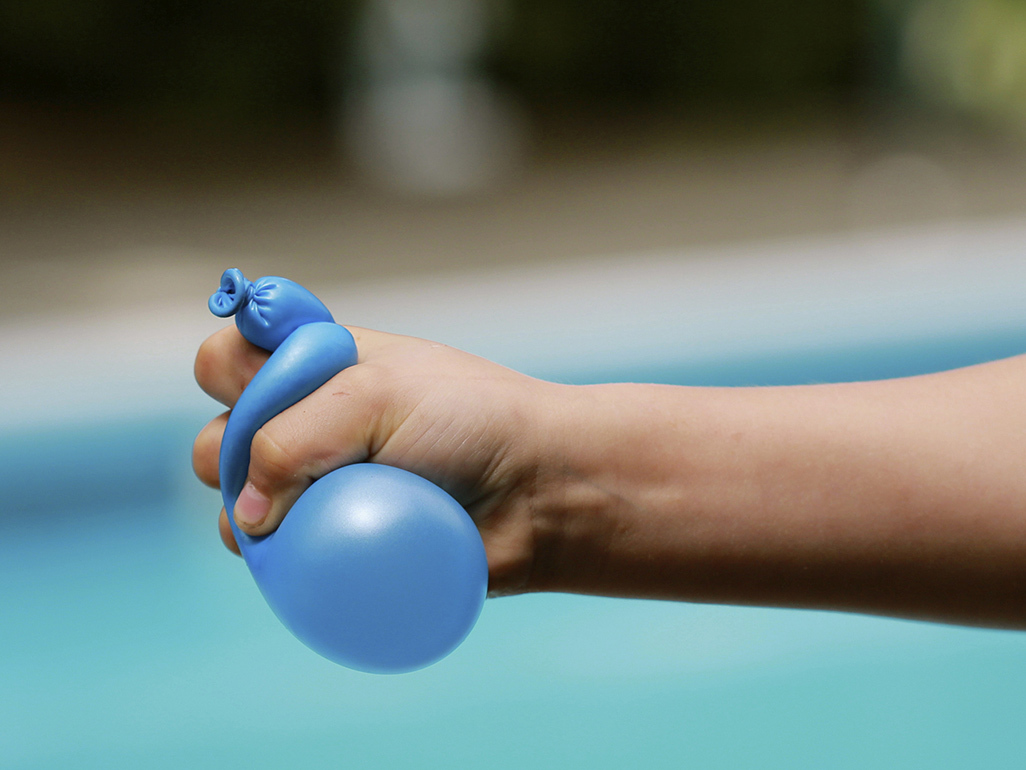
[208, 268, 251, 318]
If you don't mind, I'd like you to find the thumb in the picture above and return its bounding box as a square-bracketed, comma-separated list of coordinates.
[230, 365, 387, 536]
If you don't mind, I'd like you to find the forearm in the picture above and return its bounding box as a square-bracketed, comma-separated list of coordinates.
[529, 357, 1026, 627]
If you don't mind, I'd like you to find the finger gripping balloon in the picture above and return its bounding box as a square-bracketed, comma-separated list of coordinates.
[209, 269, 488, 674]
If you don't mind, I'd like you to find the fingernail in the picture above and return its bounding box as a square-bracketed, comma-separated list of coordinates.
[234, 482, 271, 529]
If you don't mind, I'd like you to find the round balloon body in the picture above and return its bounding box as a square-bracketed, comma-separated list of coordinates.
[210, 269, 488, 673]
[257, 464, 488, 673]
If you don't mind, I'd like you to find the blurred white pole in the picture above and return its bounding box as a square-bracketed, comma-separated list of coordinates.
[341, 0, 526, 196]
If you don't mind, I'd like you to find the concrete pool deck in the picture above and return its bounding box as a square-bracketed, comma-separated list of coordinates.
[5, 105, 1026, 326]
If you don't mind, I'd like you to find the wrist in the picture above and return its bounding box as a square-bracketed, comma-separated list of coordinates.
[520, 382, 674, 595]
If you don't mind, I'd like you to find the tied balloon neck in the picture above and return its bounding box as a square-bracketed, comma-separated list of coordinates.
[209, 268, 253, 318]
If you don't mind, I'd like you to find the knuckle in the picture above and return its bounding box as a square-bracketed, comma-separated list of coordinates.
[219, 510, 241, 556]
[192, 423, 223, 488]
[192, 445, 219, 488]
[194, 335, 220, 388]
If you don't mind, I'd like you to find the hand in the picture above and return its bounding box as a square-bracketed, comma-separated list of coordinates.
[193, 325, 562, 596]
[194, 326, 1026, 625]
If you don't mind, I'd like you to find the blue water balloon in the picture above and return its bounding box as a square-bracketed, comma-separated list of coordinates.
[210, 269, 488, 673]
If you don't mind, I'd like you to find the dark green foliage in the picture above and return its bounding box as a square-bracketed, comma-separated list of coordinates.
[0, 0, 351, 119]
[494, 0, 867, 102]
[0, 0, 870, 121]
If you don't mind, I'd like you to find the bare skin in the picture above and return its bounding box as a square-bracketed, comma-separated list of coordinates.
[193, 325, 1026, 627]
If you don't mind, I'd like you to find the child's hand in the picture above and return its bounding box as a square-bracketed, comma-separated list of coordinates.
[195, 324, 1026, 626]
[192, 325, 562, 597]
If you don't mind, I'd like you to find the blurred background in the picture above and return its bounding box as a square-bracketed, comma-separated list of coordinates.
[6, 2, 1026, 769]
[6, 0, 1026, 319]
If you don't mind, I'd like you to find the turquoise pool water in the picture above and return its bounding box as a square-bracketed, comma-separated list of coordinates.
[4, 330, 1026, 769]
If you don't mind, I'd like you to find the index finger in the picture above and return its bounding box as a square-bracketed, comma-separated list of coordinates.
[194, 326, 269, 408]
[194, 323, 414, 408]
